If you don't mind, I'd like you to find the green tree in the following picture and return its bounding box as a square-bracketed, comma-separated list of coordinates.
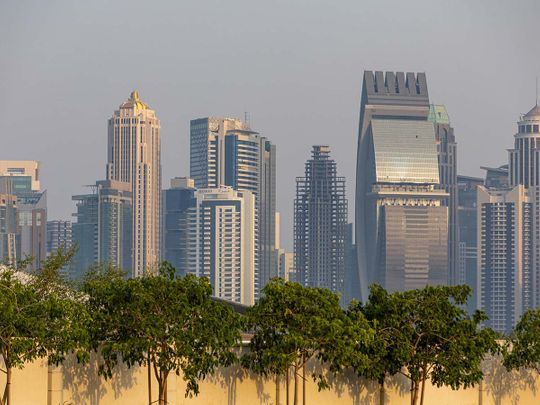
[83, 262, 242, 405]
[242, 278, 372, 405]
[360, 284, 497, 405]
[504, 308, 540, 373]
[0, 248, 89, 405]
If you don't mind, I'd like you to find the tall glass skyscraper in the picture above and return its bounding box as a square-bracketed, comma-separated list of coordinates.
[107, 91, 161, 277]
[355, 71, 449, 300]
[294, 146, 347, 295]
[190, 117, 276, 297]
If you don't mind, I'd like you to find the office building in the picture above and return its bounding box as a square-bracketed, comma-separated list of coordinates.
[0, 194, 18, 264]
[0, 161, 46, 270]
[355, 71, 449, 300]
[457, 175, 483, 314]
[72, 180, 132, 278]
[190, 117, 277, 296]
[429, 105, 458, 285]
[477, 185, 532, 333]
[46, 220, 72, 256]
[162, 177, 196, 276]
[294, 145, 347, 295]
[188, 187, 255, 305]
[278, 251, 294, 281]
[107, 91, 161, 277]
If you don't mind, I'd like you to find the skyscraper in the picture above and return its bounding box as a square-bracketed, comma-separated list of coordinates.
[0, 160, 46, 270]
[457, 175, 483, 314]
[162, 177, 196, 276]
[355, 71, 449, 300]
[477, 185, 532, 333]
[188, 187, 255, 305]
[294, 145, 347, 295]
[46, 220, 72, 256]
[0, 194, 18, 264]
[508, 104, 540, 308]
[429, 105, 458, 285]
[71, 180, 132, 278]
[107, 91, 161, 276]
[190, 117, 276, 296]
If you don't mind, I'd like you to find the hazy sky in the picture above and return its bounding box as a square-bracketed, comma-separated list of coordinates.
[1, 0, 539, 249]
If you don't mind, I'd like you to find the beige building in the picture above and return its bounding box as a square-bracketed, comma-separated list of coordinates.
[189, 187, 255, 305]
[107, 91, 161, 277]
[477, 185, 533, 333]
[0, 160, 40, 191]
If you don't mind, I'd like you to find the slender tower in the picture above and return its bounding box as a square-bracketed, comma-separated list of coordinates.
[107, 91, 161, 277]
[294, 146, 347, 295]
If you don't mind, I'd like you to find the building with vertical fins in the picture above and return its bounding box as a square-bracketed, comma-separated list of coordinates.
[477, 185, 532, 333]
[355, 71, 448, 300]
[429, 105, 458, 285]
[188, 187, 255, 305]
[107, 91, 161, 276]
[190, 117, 276, 297]
[507, 104, 540, 309]
[46, 220, 72, 256]
[294, 145, 347, 295]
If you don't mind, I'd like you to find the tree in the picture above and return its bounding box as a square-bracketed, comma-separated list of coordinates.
[360, 284, 498, 405]
[504, 308, 540, 373]
[0, 248, 90, 405]
[242, 279, 372, 405]
[83, 262, 243, 405]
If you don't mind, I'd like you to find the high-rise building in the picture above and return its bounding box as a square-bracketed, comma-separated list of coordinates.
[107, 91, 161, 277]
[508, 104, 540, 308]
[429, 105, 458, 285]
[294, 145, 347, 295]
[343, 223, 359, 305]
[457, 175, 483, 314]
[355, 71, 449, 300]
[477, 185, 532, 334]
[0, 160, 46, 270]
[46, 220, 72, 256]
[278, 251, 294, 281]
[187, 187, 255, 305]
[72, 180, 132, 278]
[71, 191, 98, 277]
[162, 177, 196, 276]
[190, 117, 276, 296]
[0, 194, 18, 264]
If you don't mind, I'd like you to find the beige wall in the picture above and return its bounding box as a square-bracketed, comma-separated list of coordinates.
[1, 355, 539, 405]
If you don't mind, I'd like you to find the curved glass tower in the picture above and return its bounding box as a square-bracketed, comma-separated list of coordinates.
[355, 71, 448, 301]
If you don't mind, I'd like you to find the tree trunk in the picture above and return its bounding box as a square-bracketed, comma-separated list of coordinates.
[4, 366, 11, 405]
[147, 354, 152, 405]
[164, 373, 168, 405]
[286, 367, 290, 405]
[420, 369, 427, 405]
[379, 378, 385, 405]
[302, 358, 306, 405]
[410, 379, 420, 405]
[293, 364, 298, 405]
[275, 373, 280, 405]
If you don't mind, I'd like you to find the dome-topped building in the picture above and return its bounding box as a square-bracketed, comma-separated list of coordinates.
[509, 104, 540, 188]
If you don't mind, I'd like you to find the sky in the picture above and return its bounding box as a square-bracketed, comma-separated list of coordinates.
[1, 0, 539, 249]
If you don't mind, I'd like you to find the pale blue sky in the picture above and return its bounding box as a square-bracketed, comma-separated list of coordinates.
[1, 0, 539, 248]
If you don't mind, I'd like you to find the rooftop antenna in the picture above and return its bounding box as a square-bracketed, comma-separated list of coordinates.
[536, 76, 538, 106]
[244, 111, 251, 128]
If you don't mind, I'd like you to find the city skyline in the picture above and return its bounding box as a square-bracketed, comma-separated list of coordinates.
[2, 0, 539, 249]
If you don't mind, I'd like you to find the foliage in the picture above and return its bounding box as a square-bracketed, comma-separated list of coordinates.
[242, 278, 373, 405]
[359, 284, 498, 405]
[83, 262, 243, 404]
[504, 308, 540, 373]
[0, 247, 90, 405]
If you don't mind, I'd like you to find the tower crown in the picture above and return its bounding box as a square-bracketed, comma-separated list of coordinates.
[120, 90, 150, 110]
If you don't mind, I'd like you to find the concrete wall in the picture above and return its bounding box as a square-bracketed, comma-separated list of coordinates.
[1, 354, 539, 405]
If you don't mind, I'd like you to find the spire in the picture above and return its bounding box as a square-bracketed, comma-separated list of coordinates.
[130, 91, 140, 101]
